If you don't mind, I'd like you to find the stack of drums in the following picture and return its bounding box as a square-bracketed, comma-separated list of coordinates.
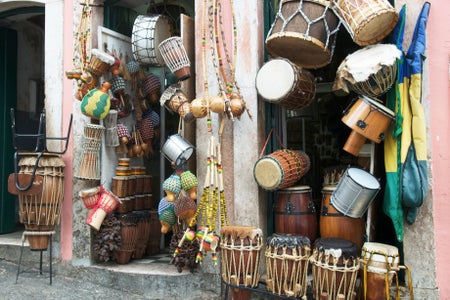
[113, 158, 133, 213]
[131, 166, 153, 210]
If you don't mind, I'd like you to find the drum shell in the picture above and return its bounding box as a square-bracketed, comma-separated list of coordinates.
[266, 0, 341, 68]
[331, 167, 380, 218]
[111, 176, 128, 198]
[320, 185, 365, 248]
[342, 96, 394, 143]
[274, 186, 317, 243]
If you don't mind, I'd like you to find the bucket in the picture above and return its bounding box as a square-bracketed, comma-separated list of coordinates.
[161, 134, 194, 166]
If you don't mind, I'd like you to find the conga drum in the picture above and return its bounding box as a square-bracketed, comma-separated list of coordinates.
[331, 0, 398, 46]
[220, 226, 263, 300]
[265, 234, 311, 298]
[158, 36, 191, 81]
[266, 0, 341, 69]
[341, 96, 395, 156]
[361, 242, 400, 300]
[255, 58, 316, 110]
[320, 185, 365, 248]
[15, 153, 65, 250]
[310, 237, 360, 300]
[274, 185, 317, 243]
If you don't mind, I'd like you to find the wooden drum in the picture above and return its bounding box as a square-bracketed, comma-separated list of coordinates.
[320, 185, 365, 248]
[274, 185, 317, 243]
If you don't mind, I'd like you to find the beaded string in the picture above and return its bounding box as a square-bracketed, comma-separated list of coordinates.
[73, 0, 92, 71]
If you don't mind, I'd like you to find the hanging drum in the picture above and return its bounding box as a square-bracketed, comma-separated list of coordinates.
[255, 58, 316, 110]
[161, 134, 195, 166]
[160, 85, 194, 123]
[266, 0, 341, 69]
[333, 44, 402, 97]
[331, 0, 398, 46]
[331, 167, 380, 218]
[132, 14, 171, 66]
[341, 96, 395, 156]
[158, 36, 191, 81]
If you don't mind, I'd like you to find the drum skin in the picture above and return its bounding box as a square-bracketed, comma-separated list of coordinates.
[320, 185, 365, 248]
[274, 186, 317, 243]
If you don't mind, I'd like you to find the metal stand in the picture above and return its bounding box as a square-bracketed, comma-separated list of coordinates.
[16, 231, 55, 285]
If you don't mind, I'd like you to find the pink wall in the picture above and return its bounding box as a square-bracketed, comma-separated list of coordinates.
[428, 0, 450, 298]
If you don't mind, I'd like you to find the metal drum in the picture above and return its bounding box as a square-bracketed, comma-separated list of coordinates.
[161, 134, 194, 166]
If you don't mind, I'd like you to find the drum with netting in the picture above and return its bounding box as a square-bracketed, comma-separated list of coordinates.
[266, 0, 341, 69]
[158, 36, 191, 81]
[331, 0, 398, 46]
[256, 58, 316, 110]
[265, 234, 311, 298]
[86, 187, 121, 231]
[132, 14, 171, 66]
[75, 123, 105, 180]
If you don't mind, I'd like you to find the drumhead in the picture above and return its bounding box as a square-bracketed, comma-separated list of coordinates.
[347, 168, 379, 190]
[321, 185, 337, 193]
[278, 185, 311, 192]
[253, 157, 283, 190]
[256, 59, 296, 102]
[362, 96, 395, 117]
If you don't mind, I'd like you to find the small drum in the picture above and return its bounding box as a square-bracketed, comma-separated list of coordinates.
[16, 153, 65, 250]
[135, 194, 146, 210]
[75, 123, 105, 180]
[87, 188, 121, 231]
[341, 96, 395, 156]
[111, 176, 128, 198]
[331, 0, 398, 46]
[116, 197, 131, 214]
[361, 242, 400, 300]
[143, 194, 153, 210]
[86, 48, 115, 77]
[320, 185, 365, 248]
[333, 44, 402, 98]
[266, 0, 341, 69]
[265, 234, 311, 298]
[256, 58, 316, 110]
[274, 185, 317, 242]
[132, 14, 171, 66]
[160, 86, 194, 123]
[128, 174, 137, 196]
[161, 134, 195, 166]
[158, 36, 191, 81]
[220, 225, 263, 300]
[331, 167, 380, 218]
[143, 175, 152, 194]
[79, 186, 101, 215]
[253, 149, 310, 191]
[310, 237, 360, 300]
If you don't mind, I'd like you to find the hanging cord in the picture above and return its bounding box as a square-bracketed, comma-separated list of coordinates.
[73, 0, 93, 71]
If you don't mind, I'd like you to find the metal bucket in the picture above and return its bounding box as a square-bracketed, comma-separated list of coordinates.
[331, 167, 380, 218]
[161, 134, 194, 166]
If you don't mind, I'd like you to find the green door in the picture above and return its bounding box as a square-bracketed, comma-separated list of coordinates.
[0, 28, 18, 234]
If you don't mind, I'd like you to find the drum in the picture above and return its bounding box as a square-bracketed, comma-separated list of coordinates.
[331, 0, 398, 46]
[86, 188, 121, 231]
[161, 134, 195, 166]
[220, 226, 263, 300]
[116, 197, 131, 214]
[111, 176, 128, 198]
[75, 123, 105, 180]
[341, 96, 395, 156]
[253, 149, 310, 191]
[265, 234, 311, 298]
[266, 0, 341, 69]
[361, 242, 400, 300]
[79, 186, 101, 215]
[115, 213, 139, 264]
[255, 58, 316, 110]
[135, 194, 146, 210]
[133, 211, 151, 259]
[310, 237, 360, 300]
[16, 153, 65, 250]
[331, 167, 380, 218]
[333, 44, 402, 97]
[320, 185, 365, 248]
[86, 48, 115, 77]
[143, 175, 152, 194]
[274, 186, 317, 242]
[131, 14, 171, 66]
[146, 210, 161, 255]
[160, 86, 194, 123]
[143, 193, 153, 210]
[158, 36, 191, 81]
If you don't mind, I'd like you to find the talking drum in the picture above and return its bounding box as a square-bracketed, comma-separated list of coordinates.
[341, 96, 395, 156]
[132, 14, 171, 66]
[310, 237, 360, 300]
[16, 153, 65, 250]
[255, 58, 316, 110]
[266, 0, 341, 68]
[158, 36, 191, 81]
[361, 242, 400, 300]
[331, 167, 380, 218]
[161, 134, 195, 166]
[253, 149, 310, 191]
[333, 44, 402, 98]
[274, 185, 317, 243]
[265, 234, 311, 298]
[87, 188, 121, 231]
[320, 185, 365, 248]
[331, 0, 398, 46]
[220, 226, 263, 300]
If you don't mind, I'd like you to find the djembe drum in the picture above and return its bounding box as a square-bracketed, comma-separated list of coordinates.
[79, 186, 101, 216]
[86, 187, 121, 231]
[158, 36, 191, 81]
[15, 153, 65, 251]
[75, 123, 105, 180]
[266, 0, 341, 69]
[265, 234, 311, 298]
[310, 237, 360, 300]
[160, 85, 194, 123]
[220, 226, 263, 300]
[86, 48, 115, 77]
